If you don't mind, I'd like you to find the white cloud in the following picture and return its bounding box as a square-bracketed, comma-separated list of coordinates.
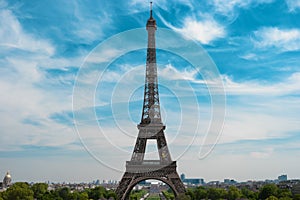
[210, 0, 274, 15]
[158, 64, 300, 97]
[0, 7, 80, 151]
[0, 61, 77, 151]
[211, 72, 300, 147]
[157, 10, 225, 44]
[159, 64, 198, 81]
[0, 9, 54, 55]
[102, 62, 300, 98]
[153, 70, 300, 148]
[174, 17, 226, 44]
[86, 48, 121, 64]
[222, 72, 300, 95]
[252, 27, 300, 51]
[239, 53, 260, 60]
[285, 0, 300, 12]
[72, 1, 110, 43]
[220, 105, 299, 143]
[250, 148, 274, 158]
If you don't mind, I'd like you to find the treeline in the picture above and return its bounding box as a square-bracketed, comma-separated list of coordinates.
[185, 184, 300, 200]
[2, 182, 300, 200]
[0, 182, 116, 200]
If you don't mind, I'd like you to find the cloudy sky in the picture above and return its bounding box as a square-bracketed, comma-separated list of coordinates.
[0, 0, 299, 183]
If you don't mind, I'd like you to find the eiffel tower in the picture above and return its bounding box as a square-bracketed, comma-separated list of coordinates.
[115, 3, 185, 199]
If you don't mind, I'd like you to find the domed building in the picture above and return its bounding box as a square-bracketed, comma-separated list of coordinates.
[3, 171, 12, 188]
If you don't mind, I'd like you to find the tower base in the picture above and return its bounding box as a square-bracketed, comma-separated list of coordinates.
[116, 161, 185, 200]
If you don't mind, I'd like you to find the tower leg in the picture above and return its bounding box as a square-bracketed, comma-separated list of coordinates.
[115, 162, 185, 200]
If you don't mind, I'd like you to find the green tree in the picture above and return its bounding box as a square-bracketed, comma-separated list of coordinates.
[259, 184, 278, 200]
[177, 193, 191, 200]
[79, 191, 89, 200]
[67, 191, 89, 200]
[106, 190, 117, 200]
[294, 194, 300, 200]
[185, 188, 195, 200]
[266, 195, 278, 200]
[162, 190, 174, 200]
[31, 183, 48, 200]
[130, 189, 146, 200]
[40, 191, 62, 200]
[88, 186, 106, 199]
[277, 188, 292, 199]
[241, 187, 258, 199]
[227, 186, 242, 200]
[57, 187, 71, 199]
[207, 188, 227, 200]
[278, 197, 292, 200]
[3, 182, 34, 200]
[194, 187, 207, 200]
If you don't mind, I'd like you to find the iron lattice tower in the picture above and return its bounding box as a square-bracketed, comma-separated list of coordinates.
[115, 3, 185, 199]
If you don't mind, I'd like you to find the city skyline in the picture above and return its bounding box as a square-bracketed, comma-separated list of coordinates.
[0, 0, 299, 183]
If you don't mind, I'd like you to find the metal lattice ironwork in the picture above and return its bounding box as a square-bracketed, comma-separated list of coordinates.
[116, 3, 185, 200]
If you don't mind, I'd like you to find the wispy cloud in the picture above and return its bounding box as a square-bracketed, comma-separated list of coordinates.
[239, 53, 261, 61]
[178, 17, 226, 44]
[0, 9, 54, 55]
[0, 4, 82, 152]
[72, 1, 111, 44]
[86, 48, 122, 64]
[156, 63, 300, 97]
[159, 64, 198, 81]
[285, 0, 300, 12]
[210, 0, 274, 16]
[250, 148, 274, 158]
[252, 27, 300, 51]
[222, 72, 300, 95]
[161, 15, 226, 44]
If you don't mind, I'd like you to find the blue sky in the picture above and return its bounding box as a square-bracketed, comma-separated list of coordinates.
[0, 0, 299, 183]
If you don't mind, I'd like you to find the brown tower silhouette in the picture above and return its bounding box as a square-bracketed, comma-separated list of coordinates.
[115, 3, 185, 199]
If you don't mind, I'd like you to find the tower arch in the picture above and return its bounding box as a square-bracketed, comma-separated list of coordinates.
[123, 177, 178, 200]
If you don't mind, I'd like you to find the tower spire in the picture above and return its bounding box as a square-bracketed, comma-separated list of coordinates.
[150, 1, 153, 18]
[142, 0, 159, 125]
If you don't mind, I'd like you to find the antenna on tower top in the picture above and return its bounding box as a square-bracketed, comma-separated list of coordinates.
[150, 1, 153, 18]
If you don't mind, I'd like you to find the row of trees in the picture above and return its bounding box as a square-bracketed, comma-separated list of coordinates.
[0, 182, 116, 200]
[1, 182, 300, 200]
[154, 184, 300, 200]
[185, 184, 300, 200]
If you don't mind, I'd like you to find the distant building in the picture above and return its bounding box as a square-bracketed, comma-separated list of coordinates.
[180, 174, 186, 181]
[149, 182, 159, 194]
[207, 181, 220, 187]
[224, 179, 237, 185]
[180, 173, 205, 186]
[278, 175, 288, 182]
[3, 171, 11, 188]
[185, 178, 205, 185]
[139, 180, 147, 185]
[95, 179, 100, 185]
